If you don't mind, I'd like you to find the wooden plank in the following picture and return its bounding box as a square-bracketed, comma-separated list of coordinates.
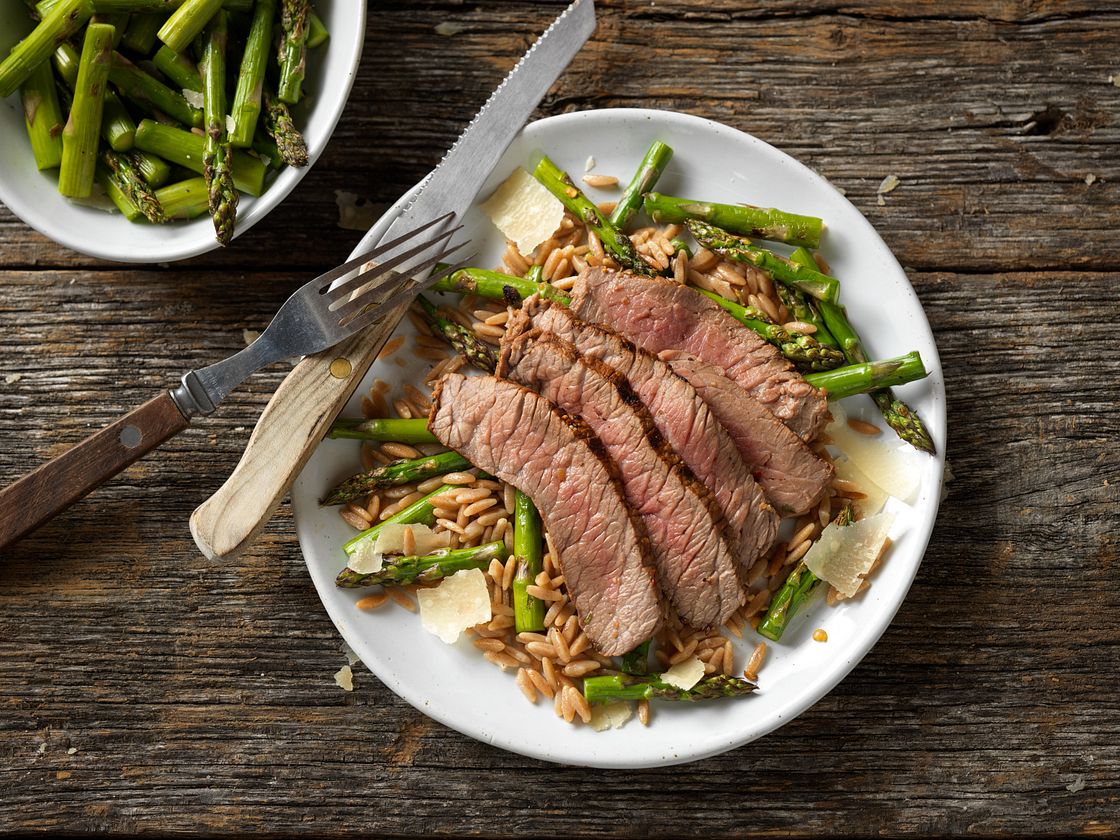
[0, 4, 1117, 273]
[0, 268, 1116, 835]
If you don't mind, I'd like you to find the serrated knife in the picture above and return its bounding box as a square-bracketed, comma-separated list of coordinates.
[190, 0, 597, 560]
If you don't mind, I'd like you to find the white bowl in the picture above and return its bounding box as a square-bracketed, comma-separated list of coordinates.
[0, 1, 365, 263]
[290, 108, 947, 768]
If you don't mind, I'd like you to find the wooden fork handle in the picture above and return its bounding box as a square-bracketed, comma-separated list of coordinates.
[0, 391, 190, 551]
[189, 310, 402, 561]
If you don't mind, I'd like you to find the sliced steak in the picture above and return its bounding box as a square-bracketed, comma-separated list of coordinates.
[662, 350, 835, 516]
[500, 332, 743, 628]
[506, 299, 779, 571]
[567, 267, 829, 441]
[427, 373, 660, 654]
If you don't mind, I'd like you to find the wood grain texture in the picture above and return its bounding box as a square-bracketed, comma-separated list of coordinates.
[1, 1, 1119, 836]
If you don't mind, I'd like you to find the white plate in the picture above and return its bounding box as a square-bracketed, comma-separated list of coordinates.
[0, 1, 365, 263]
[290, 108, 946, 768]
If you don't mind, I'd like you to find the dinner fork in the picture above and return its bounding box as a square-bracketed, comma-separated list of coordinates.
[0, 213, 469, 551]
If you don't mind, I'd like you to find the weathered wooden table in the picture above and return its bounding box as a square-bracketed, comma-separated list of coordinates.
[1, 1, 1117, 835]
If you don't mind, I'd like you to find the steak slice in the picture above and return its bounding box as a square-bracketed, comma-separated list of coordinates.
[662, 350, 835, 516]
[500, 332, 743, 628]
[567, 266, 829, 441]
[427, 373, 660, 655]
[506, 299, 778, 572]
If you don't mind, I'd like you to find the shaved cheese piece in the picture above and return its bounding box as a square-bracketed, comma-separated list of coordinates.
[418, 568, 491, 644]
[803, 511, 895, 597]
[479, 167, 565, 256]
[182, 88, 203, 108]
[827, 407, 920, 502]
[373, 523, 448, 557]
[334, 665, 354, 691]
[833, 455, 889, 517]
[589, 701, 633, 732]
[346, 538, 384, 575]
[660, 656, 704, 691]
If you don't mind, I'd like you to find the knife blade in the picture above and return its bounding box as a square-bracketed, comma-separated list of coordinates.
[189, 1, 597, 561]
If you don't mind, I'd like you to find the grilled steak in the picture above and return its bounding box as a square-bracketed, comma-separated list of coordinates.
[506, 299, 779, 571]
[427, 373, 660, 654]
[567, 267, 829, 441]
[500, 332, 743, 628]
[662, 350, 835, 516]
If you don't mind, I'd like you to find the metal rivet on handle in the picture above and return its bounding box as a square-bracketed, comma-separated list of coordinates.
[329, 358, 353, 379]
[119, 426, 142, 448]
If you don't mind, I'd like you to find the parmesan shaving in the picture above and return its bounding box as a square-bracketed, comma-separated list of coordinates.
[182, 89, 204, 109]
[833, 455, 889, 518]
[803, 511, 895, 597]
[828, 406, 920, 502]
[479, 167, 565, 256]
[418, 568, 491, 644]
[660, 656, 704, 691]
[346, 538, 384, 575]
[589, 701, 633, 732]
[877, 174, 901, 194]
[334, 665, 354, 691]
[373, 523, 448, 557]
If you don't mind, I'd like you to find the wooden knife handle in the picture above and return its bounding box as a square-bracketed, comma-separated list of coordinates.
[189, 312, 402, 561]
[0, 391, 190, 551]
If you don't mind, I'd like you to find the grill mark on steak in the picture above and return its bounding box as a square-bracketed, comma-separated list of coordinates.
[505, 298, 779, 573]
[500, 332, 744, 628]
[427, 373, 660, 654]
[567, 266, 830, 442]
[662, 350, 836, 516]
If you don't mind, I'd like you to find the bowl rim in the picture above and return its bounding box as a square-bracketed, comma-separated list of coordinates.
[291, 106, 947, 768]
[0, 1, 367, 264]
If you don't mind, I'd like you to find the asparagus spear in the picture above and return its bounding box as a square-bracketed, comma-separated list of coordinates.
[0, 0, 94, 99]
[783, 247, 839, 348]
[152, 45, 202, 92]
[120, 12, 166, 52]
[758, 504, 853, 642]
[803, 351, 928, 400]
[102, 149, 166, 222]
[109, 52, 203, 128]
[432, 266, 569, 305]
[644, 192, 823, 249]
[157, 0, 222, 52]
[320, 450, 472, 507]
[54, 42, 136, 152]
[134, 119, 267, 194]
[21, 61, 65, 170]
[343, 484, 458, 558]
[583, 673, 759, 703]
[200, 10, 237, 245]
[609, 140, 674, 230]
[806, 258, 935, 453]
[416, 295, 498, 372]
[336, 541, 508, 589]
[130, 149, 171, 185]
[306, 10, 328, 48]
[512, 490, 545, 633]
[96, 164, 142, 220]
[687, 220, 840, 303]
[668, 238, 692, 259]
[693, 287, 845, 373]
[36, 0, 251, 13]
[154, 175, 209, 219]
[250, 131, 284, 169]
[227, 0, 275, 147]
[532, 154, 653, 274]
[277, 0, 310, 104]
[328, 418, 439, 444]
[263, 87, 308, 166]
[59, 22, 115, 199]
[524, 264, 544, 284]
[620, 640, 651, 676]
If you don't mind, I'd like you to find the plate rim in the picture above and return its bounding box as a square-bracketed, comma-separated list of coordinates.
[291, 106, 946, 768]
